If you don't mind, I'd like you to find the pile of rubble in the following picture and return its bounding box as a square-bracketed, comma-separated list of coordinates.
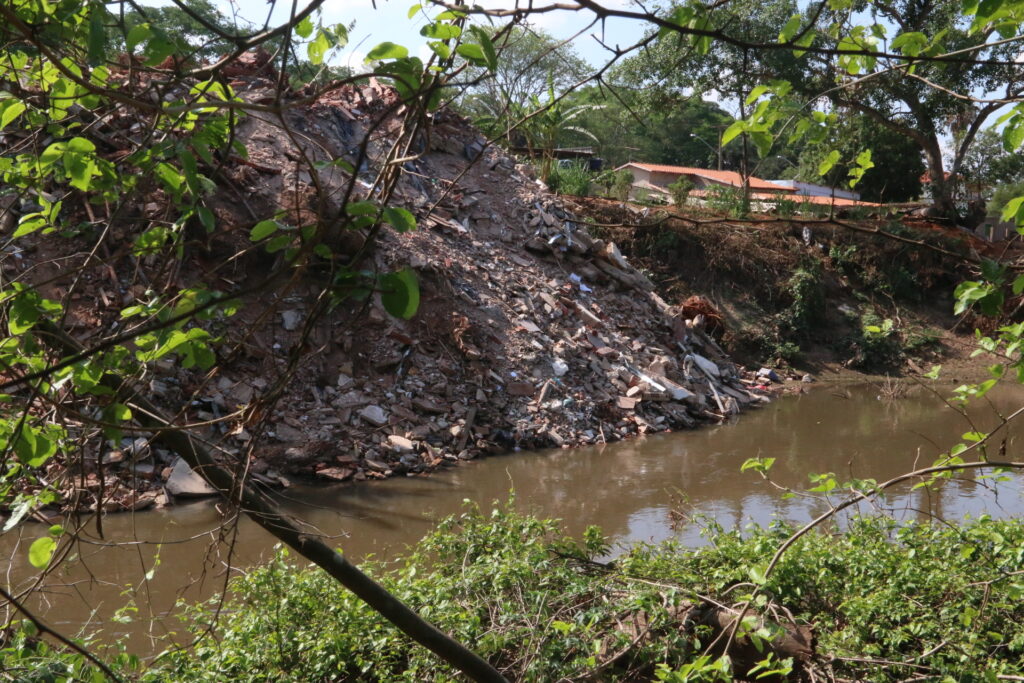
[2, 52, 778, 511]
[189, 74, 777, 492]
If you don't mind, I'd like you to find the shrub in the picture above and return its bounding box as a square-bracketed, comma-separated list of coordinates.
[667, 177, 694, 206]
[150, 505, 1024, 682]
[548, 161, 591, 196]
[612, 169, 634, 200]
[704, 184, 747, 216]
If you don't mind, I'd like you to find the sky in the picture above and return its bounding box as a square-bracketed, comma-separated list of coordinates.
[214, 0, 648, 70]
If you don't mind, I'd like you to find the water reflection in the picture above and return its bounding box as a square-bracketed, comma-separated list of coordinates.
[1, 382, 1021, 654]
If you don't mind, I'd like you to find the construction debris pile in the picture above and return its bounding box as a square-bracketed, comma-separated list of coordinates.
[2, 53, 775, 511]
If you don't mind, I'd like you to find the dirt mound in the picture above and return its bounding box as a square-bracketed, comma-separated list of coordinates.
[1, 53, 773, 512]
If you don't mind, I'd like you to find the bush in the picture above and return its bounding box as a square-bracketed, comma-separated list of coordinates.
[846, 311, 903, 370]
[548, 161, 591, 196]
[612, 169, 634, 200]
[778, 262, 825, 338]
[704, 184, 747, 216]
[148, 505, 1024, 682]
[667, 177, 694, 206]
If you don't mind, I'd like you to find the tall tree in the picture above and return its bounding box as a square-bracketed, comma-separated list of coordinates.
[564, 84, 741, 169]
[804, 0, 1024, 216]
[778, 112, 925, 203]
[459, 25, 590, 125]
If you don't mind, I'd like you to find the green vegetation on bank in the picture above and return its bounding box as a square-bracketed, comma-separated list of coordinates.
[6, 502, 1024, 681]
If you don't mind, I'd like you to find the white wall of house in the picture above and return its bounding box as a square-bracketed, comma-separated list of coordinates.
[768, 179, 860, 201]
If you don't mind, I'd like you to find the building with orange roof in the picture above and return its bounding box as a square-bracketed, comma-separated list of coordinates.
[615, 162, 797, 194]
[616, 162, 879, 208]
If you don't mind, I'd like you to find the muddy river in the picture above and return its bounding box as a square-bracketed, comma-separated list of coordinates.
[3, 381, 1023, 655]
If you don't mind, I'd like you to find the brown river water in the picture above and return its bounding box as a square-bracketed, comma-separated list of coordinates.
[2, 381, 1023, 656]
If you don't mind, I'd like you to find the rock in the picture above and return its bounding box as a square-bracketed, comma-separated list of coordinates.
[575, 301, 603, 327]
[230, 382, 254, 404]
[130, 463, 159, 478]
[274, 423, 304, 441]
[102, 450, 125, 465]
[317, 466, 355, 482]
[281, 309, 302, 331]
[123, 437, 150, 460]
[387, 435, 415, 452]
[688, 353, 721, 378]
[617, 396, 639, 410]
[165, 458, 217, 498]
[519, 319, 541, 334]
[359, 405, 389, 426]
[363, 458, 391, 472]
[412, 397, 446, 414]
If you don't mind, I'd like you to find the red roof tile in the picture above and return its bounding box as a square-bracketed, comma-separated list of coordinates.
[619, 163, 795, 193]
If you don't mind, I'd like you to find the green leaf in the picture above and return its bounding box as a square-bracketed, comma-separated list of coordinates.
[470, 26, 498, 71]
[1001, 196, 1024, 225]
[14, 425, 57, 468]
[13, 214, 47, 239]
[110, 403, 133, 422]
[126, 23, 151, 51]
[456, 43, 487, 65]
[265, 234, 293, 253]
[345, 201, 378, 216]
[748, 565, 768, 585]
[792, 29, 815, 57]
[407, 3, 423, 19]
[28, 537, 57, 569]
[891, 31, 928, 56]
[428, 42, 451, 60]
[250, 220, 280, 241]
[143, 36, 176, 67]
[380, 268, 420, 319]
[0, 100, 26, 130]
[367, 42, 409, 61]
[420, 23, 461, 40]
[745, 85, 770, 105]
[308, 31, 330, 65]
[779, 14, 802, 42]
[9, 293, 40, 334]
[818, 150, 841, 177]
[295, 16, 314, 39]
[87, 4, 107, 65]
[382, 207, 416, 233]
[721, 120, 745, 145]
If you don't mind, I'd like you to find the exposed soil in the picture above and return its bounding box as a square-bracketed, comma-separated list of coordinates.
[564, 195, 1006, 378]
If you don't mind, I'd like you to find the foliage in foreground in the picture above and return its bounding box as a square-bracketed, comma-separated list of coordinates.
[5, 504, 1014, 681]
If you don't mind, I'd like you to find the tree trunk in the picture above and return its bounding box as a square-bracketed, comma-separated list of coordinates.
[923, 140, 956, 219]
